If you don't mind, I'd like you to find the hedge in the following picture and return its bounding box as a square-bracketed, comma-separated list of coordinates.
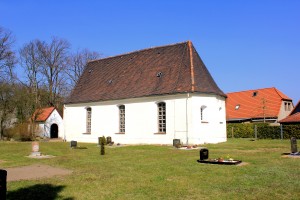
[227, 123, 300, 139]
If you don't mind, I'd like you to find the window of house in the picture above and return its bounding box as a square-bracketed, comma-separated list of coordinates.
[201, 105, 207, 121]
[235, 104, 240, 110]
[158, 102, 166, 133]
[119, 105, 125, 133]
[285, 102, 288, 111]
[86, 107, 92, 134]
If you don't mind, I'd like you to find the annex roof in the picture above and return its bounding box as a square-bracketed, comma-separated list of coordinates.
[279, 100, 300, 123]
[65, 41, 226, 104]
[226, 87, 292, 121]
[33, 107, 56, 122]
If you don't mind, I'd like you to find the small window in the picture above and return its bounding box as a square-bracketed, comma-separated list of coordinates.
[200, 105, 207, 121]
[285, 102, 291, 111]
[253, 91, 258, 97]
[158, 102, 166, 133]
[119, 105, 125, 133]
[86, 107, 92, 134]
[235, 104, 240, 110]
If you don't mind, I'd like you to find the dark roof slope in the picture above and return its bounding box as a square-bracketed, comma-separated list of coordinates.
[66, 41, 225, 104]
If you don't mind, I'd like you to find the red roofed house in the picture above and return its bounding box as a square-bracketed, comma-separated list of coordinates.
[226, 87, 293, 123]
[279, 100, 300, 124]
[33, 107, 64, 139]
[64, 41, 227, 145]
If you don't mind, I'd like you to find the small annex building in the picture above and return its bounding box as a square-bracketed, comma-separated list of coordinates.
[226, 87, 293, 123]
[33, 107, 64, 139]
[64, 41, 227, 145]
[279, 100, 300, 124]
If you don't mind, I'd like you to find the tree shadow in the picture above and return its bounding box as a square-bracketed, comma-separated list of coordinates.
[6, 183, 73, 200]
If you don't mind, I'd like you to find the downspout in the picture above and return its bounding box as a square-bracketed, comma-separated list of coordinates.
[186, 93, 190, 145]
[186, 41, 194, 145]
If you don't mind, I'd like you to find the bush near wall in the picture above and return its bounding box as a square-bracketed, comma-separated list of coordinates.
[227, 123, 300, 139]
[5, 123, 33, 141]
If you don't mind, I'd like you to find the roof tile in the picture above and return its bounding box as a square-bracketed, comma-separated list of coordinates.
[33, 107, 55, 122]
[226, 87, 292, 120]
[66, 41, 226, 104]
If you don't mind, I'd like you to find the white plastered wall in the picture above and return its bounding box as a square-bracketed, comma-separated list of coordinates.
[63, 93, 227, 145]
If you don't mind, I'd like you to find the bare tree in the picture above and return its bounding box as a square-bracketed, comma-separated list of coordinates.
[19, 40, 41, 104]
[66, 48, 101, 88]
[37, 37, 70, 106]
[0, 82, 16, 139]
[0, 27, 16, 81]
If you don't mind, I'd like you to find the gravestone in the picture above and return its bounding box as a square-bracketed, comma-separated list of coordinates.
[106, 136, 112, 144]
[200, 148, 209, 160]
[0, 169, 7, 200]
[291, 137, 298, 153]
[173, 139, 180, 147]
[31, 141, 41, 156]
[70, 140, 77, 148]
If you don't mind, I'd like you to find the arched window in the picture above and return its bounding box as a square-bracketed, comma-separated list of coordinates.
[86, 107, 92, 134]
[157, 102, 166, 133]
[119, 105, 125, 133]
[200, 105, 207, 121]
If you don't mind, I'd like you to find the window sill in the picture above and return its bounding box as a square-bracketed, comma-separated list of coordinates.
[154, 132, 166, 135]
[201, 121, 209, 124]
[115, 132, 125, 134]
[82, 132, 91, 135]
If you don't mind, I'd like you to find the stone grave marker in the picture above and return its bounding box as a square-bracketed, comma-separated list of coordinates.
[291, 137, 298, 153]
[31, 141, 41, 156]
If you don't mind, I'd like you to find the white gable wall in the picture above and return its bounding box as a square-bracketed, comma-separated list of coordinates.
[63, 93, 226, 145]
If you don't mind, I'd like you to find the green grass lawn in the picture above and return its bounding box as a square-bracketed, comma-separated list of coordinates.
[0, 139, 299, 200]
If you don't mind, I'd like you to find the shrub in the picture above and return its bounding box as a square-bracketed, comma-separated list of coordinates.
[5, 123, 33, 141]
[100, 136, 106, 155]
[227, 123, 300, 139]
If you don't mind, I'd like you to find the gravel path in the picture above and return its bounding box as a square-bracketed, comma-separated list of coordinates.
[4, 164, 72, 182]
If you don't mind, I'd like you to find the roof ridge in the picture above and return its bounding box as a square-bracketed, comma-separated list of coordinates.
[88, 41, 191, 63]
[273, 87, 292, 100]
[227, 87, 278, 94]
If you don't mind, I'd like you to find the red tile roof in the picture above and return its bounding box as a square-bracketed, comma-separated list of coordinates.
[33, 107, 55, 122]
[279, 113, 300, 123]
[279, 100, 300, 123]
[65, 41, 226, 104]
[226, 87, 292, 121]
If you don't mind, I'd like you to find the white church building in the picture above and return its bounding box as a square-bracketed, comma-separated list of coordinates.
[63, 41, 227, 145]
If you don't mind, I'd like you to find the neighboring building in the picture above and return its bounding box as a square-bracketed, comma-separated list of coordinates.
[33, 107, 64, 139]
[279, 100, 300, 124]
[226, 87, 293, 123]
[64, 41, 227, 145]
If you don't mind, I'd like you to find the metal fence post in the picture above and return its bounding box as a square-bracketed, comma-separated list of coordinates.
[280, 124, 283, 140]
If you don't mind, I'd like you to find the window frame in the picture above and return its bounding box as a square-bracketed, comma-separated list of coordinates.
[201, 105, 208, 123]
[86, 107, 92, 134]
[119, 105, 125, 133]
[157, 102, 166, 133]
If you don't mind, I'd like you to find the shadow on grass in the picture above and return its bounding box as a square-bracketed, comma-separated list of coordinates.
[7, 183, 73, 200]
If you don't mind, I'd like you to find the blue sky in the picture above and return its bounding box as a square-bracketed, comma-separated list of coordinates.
[1, 0, 299, 102]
